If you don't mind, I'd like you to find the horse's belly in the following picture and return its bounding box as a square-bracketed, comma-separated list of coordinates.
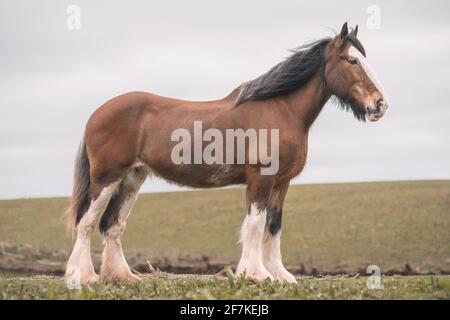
[152, 163, 246, 188]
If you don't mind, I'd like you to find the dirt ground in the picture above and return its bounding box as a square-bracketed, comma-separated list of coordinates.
[1, 241, 448, 277]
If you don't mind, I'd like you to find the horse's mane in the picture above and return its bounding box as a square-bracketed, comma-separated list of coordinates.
[234, 35, 366, 114]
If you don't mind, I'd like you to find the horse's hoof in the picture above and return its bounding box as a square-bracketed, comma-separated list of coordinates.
[270, 267, 297, 283]
[127, 272, 142, 283]
[85, 273, 100, 284]
[236, 266, 274, 282]
[100, 271, 141, 284]
[65, 271, 99, 288]
[272, 270, 297, 284]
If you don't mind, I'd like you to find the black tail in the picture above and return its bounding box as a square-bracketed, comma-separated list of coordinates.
[66, 134, 91, 233]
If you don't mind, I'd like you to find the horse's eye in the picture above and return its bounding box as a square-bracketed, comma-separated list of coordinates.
[348, 57, 358, 65]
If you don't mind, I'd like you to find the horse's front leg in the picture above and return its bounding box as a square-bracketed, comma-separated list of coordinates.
[262, 182, 297, 283]
[235, 174, 274, 281]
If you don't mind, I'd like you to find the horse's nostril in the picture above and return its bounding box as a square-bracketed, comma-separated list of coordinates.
[376, 99, 384, 112]
[376, 99, 383, 106]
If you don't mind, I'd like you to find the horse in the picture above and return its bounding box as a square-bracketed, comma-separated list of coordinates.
[65, 22, 388, 285]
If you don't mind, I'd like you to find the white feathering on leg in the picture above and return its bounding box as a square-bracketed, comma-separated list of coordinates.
[236, 203, 273, 281]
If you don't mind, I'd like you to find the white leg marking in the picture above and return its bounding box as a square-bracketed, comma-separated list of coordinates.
[235, 204, 273, 281]
[65, 183, 118, 286]
[262, 231, 297, 283]
[101, 191, 141, 283]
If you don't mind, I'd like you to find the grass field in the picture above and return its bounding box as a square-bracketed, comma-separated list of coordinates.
[1, 180, 450, 299]
[1, 273, 449, 300]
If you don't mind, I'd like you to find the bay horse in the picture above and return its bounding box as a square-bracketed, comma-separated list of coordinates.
[65, 23, 388, 285]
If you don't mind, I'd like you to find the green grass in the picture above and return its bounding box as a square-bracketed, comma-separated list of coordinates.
[1, 180, 449, 273]
[1, 274, 449, 300]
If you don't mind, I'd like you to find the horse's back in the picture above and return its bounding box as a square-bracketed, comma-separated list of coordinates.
[82, 91, 237, 181]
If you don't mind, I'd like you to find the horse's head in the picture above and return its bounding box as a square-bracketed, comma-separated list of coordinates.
[325, 22, 388, 122]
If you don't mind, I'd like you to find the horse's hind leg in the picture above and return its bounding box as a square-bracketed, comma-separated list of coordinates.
[65, 181, 119, 286]
[99, 167, 147, 284]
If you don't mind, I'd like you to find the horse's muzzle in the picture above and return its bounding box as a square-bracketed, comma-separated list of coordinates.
[366, 99, 388, 122]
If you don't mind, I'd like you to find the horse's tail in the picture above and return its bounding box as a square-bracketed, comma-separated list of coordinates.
[66, 134, 91, 235]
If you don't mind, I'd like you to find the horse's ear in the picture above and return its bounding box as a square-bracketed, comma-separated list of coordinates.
[351, 25, 359, 37]
[340, 22, 349, 38]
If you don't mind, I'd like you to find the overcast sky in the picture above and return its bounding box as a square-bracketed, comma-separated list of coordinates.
[1, 0, 449, 199]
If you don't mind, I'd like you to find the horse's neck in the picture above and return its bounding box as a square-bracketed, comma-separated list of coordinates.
[283, 71, 330, 128]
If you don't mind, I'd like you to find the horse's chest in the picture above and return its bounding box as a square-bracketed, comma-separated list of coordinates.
[280, 136, 308, 180]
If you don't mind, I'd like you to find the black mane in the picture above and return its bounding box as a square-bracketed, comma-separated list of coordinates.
[234, 38, 331, 106]
[234, 35, 367, 120]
